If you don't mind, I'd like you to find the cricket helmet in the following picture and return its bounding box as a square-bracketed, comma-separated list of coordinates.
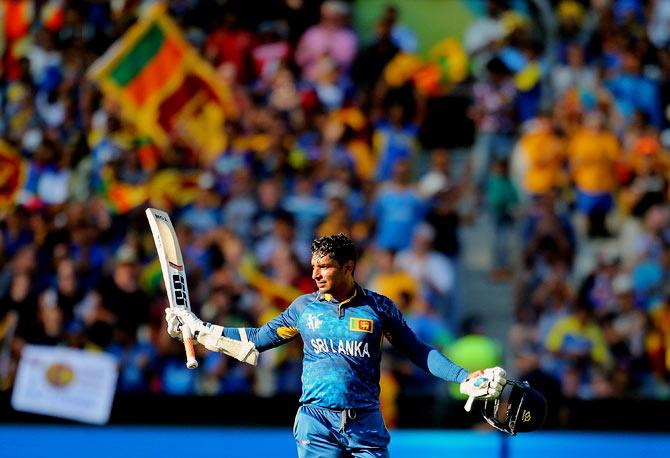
[481, 379, 547, 435]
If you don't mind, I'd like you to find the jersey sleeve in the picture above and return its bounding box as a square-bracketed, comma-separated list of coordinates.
[221, 295, 308, 352]
[380, 296, 468, 383]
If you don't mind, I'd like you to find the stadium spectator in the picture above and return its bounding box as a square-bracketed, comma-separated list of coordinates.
[469, 56, 517, 195]
[485, 157, 519, 280]
[371, 159, 426, 251]
[294, 1, 357, 83]
[395, 223, 455, 325]
[94, 245, 150, 343]
[367, 248, 418, 306]
[567, 110, 621, 238]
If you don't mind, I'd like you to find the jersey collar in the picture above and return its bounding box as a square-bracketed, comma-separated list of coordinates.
[317, 283, 367, 304]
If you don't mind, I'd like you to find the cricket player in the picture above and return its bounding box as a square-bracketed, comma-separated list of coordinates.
[165, 233, 506, 457]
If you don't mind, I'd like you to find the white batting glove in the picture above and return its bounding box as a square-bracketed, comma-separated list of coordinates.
[164, 308, 208, 341]
[460, 367, 507, 410]
[165, 308, 184, 339]
[163, 307, 224, 347]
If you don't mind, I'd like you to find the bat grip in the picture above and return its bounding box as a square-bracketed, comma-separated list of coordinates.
[464, 395, 475, 412]
[180, 323, 198, 369]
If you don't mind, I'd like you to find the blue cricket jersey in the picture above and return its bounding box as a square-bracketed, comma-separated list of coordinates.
[223, 284, 468, 409]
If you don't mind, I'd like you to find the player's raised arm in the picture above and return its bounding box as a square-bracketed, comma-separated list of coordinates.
[379, 296, 506, 407]
[164, 294, 308, 365]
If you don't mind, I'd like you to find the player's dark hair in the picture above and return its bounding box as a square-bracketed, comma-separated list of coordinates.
[311, 233, 357, 268]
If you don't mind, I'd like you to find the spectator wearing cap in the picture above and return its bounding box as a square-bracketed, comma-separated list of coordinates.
[94, 245, 149, 343]
[294, 1, 357, 83]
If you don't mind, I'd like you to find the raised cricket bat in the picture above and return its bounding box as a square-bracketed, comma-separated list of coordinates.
[145, 208, 198, 369]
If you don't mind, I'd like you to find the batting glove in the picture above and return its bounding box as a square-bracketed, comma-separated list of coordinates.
[460, 367, 507, 401]
[165, 308, 208, 340]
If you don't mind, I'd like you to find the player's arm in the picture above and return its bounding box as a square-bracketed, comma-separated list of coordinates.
[381, 297, 505, 403]
[165, 296, 305, 365]
[220, 302, 303, 353]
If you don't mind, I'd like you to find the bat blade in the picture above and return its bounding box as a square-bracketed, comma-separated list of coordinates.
[146, 208, 198, 369]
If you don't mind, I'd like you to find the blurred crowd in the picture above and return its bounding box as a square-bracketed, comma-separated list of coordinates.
[1, 0, 670, 429]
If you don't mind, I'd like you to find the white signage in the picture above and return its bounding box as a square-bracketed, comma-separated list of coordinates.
[11, 345, 118, 424]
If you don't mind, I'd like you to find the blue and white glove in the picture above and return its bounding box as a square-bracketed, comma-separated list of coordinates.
[459, 367, 507, 411]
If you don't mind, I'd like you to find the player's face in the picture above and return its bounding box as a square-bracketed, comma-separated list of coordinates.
[311, 254, 351, 295]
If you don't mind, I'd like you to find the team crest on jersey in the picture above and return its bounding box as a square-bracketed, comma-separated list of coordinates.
[350, 317, 373, 333]
[306, 313, 323, 331]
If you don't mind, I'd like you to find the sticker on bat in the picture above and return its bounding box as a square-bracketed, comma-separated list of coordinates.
[172, 273, 188, 307]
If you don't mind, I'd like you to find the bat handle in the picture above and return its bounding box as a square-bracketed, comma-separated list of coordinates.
[180, 323, 199, 369]
[464, 395, 475, 412]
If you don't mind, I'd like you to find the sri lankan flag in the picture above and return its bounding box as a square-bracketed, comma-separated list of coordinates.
[95, 167, 202, 214]
[0, 141, 26, 208]
[87, 4, 236, 163]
